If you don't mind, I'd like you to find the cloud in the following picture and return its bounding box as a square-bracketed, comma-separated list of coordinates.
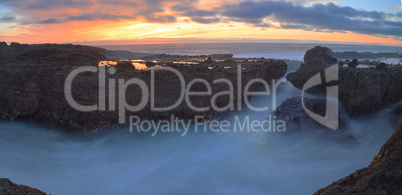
[184, 10, 216, 17]
[0, 13, 16, 22]
[66, 13, 136, 21]
[0, 0, 189, 24]
[191, 17, 221, 24]
[1, 0, 401, 38]
[221, 1, 402, 37]
[36, 18, 61, 24]
[1, 0, 93, 10]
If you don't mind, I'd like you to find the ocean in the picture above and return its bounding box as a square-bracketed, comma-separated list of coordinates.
[98, 43, 402, 61]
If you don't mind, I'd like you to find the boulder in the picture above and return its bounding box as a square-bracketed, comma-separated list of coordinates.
[376, 62, 388, 69]
[274, 97, 352, 140]
[145, 61, 157, 67]
[0, 42, 7, 48]
[303, 46, 337, 66]
[315, 122, 402, 194]
[0, 178, 46, 195]
[348, 58, 359, 68]
[204, 56, 213, 63]
[287, 46, 337, 90]
[116, 60, 135, 71]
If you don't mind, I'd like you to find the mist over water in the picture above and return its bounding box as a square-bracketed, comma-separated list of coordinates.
[0, 76, 397, 194]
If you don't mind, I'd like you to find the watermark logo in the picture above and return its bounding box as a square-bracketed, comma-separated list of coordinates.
[302, 65, 339, 130]
[63, 64, 288, 135]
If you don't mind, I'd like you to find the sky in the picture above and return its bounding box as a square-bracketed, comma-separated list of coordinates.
[0, 0, 401, 46]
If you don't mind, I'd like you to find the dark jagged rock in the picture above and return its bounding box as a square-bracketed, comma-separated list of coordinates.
[303, 46, 337, 66]
[0, 42, 7, 48]
[376, 62, 388, 69]
[145, 61, 157, 67]
[287, 46, 337, 90]
[205, 56, 213, 63]
[348, 59, 359, 68]
[315, 122, 402, 194]
[287, 46, 402, 115]
[274, 97, 352, 140]
[116, 60, 135, 71]
[0, 42, 107, 66]
[0, 43, 287, 130]
[0, 178, 46, 195]
[334, 51, 400, 59]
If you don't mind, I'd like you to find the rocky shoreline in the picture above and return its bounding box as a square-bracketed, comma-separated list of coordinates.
[0, 178, 46, 195]
[0, 42, 287, 130]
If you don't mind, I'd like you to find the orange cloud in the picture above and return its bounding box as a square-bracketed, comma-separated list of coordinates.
[0, 0, 401, 46]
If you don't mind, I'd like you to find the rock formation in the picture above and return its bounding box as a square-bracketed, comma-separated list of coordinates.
[315, 122, 402, 194]
[333, 51, 400, 59]
[287, 46, 402, 115]
[0, 178, 46, 195]
[0, 42, 107, 66]
[0, 43, 287, 130]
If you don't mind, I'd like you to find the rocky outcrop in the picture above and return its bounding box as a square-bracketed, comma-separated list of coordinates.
[274, 97, 353, 140]
[0, 42, 107, 66]
[315, 122, 402, 194]
[0, 178, 46, 195]
[338, 67, 402, 115]
[0, 43, 287, 130]
[287, 46, 337, 90]
[333, 51, 401, 59]
[287, 46, 402, 115]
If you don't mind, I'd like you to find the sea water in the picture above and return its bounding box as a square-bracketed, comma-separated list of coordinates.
[98, 43, 402, 61]
[0, 74, 398, 194]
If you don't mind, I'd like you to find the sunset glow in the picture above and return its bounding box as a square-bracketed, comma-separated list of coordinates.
[0, 0, 401, 45]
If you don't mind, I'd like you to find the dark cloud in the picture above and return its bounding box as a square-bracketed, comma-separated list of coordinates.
[97, 0, 138, 7]
[1, 0, 93, 10]
[66, 13, 136, 21]
[221, 1, 402, 37]
[144, 15, 177, 23]
[191, 17, 221, 24]
[36, 18, 61, 24]
[171, 5, 194, 12]
[184, 10, 216, 17]
[0, 13, 16, 22]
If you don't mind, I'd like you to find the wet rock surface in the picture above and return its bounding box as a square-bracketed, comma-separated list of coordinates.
[315, 122, 402, 195]
[0, 178, 46, 195]
[0, 43, 287, 130]
[287, 46, 402, 115]
[274, 97, 353, 140]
